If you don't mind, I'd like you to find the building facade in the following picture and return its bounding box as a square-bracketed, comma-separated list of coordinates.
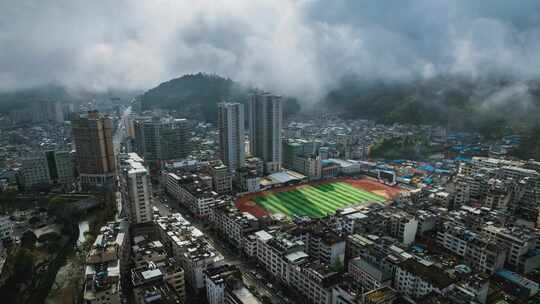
[249, 93, 282, 174]
[71, 110, 116, 190]
[218, 102, 245, 173]
[119, 153, 152, 224]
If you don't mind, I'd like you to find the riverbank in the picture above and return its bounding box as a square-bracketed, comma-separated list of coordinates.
[45, 197, 117, 304]
[45, 216, 93, 304]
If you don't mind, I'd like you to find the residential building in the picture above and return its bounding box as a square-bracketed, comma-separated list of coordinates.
[349, 257, 393, 291]
[45, 150, 74, 185]
[17, 150, 74, 190]
[0, 215, 13, 241]
[119, 153, 152, 224]
[18, 155, 50, 190]
[289, 262, 342, 304]
[209, 204, 260, 249]
[165, 173, 224, 218]
[208, 160, 232, 194]
[205, 264, 262, 304]
[71, 110, 116, 190]
[218, 102, 245, 173]
[133, 117, 190, 168]
[155, 214, 224, 292]
[83, 220, 129, 304]
[394, 258, 454, 299]
[249, 92, 282, 174]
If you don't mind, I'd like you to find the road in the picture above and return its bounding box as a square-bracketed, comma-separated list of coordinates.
[151, 190, 289, 304]
[113, 104, 132, 154]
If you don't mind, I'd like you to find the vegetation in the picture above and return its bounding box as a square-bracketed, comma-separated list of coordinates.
[369, 136, 443, 160]
[512, 125, 540, 161]
[324, 76, 540, 139]
[139, 73, 301, 122]
[331, 258, 344, 273]
[254, 182, 386, 218]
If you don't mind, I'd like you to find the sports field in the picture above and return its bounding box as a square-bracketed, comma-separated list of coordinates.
[252, 182, 386, 218]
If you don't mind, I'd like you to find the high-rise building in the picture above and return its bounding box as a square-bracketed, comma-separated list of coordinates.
[249, 93, 282, 174]
[119, 153, 152, 224]
[71, 110, 116, 190]
[133, 118, 190, 168]
[18, 155, 50, 191]
[17, 150, 75, 191]
[45, 150, 74, 185]
[218, 102, 245, 173]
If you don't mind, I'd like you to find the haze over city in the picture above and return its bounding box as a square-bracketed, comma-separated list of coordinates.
[1, 2, 540, 304]
[2, 0, 540, 100]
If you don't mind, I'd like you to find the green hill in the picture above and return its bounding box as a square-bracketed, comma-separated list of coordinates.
[324, 76, 540, 139]
[139, 73, 300, 122]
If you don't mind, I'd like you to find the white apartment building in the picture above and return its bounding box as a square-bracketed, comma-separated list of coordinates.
[385, 212, 418, 246]
[436, 224, 506, 274]
[394, 258, 454, 299]
[483, 225, 540, 273]
[165, 173, 223, 218]
[349, 257, 393, 291]
[288, 262, 341, 304]
[209, 204, 260, 249]
[155, 214, 224, 292]
[119, 153, 152, 224]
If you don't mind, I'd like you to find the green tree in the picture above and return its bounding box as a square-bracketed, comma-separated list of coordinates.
[21, 230, 37, 249]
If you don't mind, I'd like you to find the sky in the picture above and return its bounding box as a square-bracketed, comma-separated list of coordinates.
[1, 0, 540, 100]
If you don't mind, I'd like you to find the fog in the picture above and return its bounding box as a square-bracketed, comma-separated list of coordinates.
[1, 0, 540, 101]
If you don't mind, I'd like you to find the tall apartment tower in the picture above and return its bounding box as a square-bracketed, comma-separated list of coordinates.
[249, 93, 282, 173]
[71, 110, 116, 190]
[217, 102, 245, 173]
[133, 118, 190, 168]
[119, 153, 152, 224]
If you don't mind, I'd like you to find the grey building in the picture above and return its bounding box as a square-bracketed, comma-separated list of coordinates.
[218, 102, 245, 173]
[248, 92, 282, 174]
[134, 118, 190, 167]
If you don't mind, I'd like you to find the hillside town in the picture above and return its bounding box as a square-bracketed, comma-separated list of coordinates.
[0, 92, 539, 304]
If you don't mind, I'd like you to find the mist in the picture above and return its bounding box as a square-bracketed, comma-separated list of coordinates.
[1, 0, 540, 102]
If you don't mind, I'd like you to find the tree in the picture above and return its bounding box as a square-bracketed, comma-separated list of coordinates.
[28, 216, 40, 226]
[331, 258, 344, 273]
[21, 230, 37, 249]
[38, 231, 61, 244]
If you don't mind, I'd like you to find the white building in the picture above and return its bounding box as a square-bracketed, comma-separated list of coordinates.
[349, 257, 392, 291]
[205, 264, 262, 304]
[119, 153, 152, 224]
[155, 213, 224, 292]
[165, 173, 224, 218]
[209, 204, 260, 249]
[394, 258, 454, 299]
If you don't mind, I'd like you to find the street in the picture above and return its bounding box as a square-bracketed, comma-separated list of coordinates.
[151, 189, 289, 304]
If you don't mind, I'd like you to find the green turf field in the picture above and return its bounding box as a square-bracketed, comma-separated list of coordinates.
[253, 182, 386, 218]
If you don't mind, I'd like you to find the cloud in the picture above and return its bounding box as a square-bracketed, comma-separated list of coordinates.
[1, 0, 540, 101]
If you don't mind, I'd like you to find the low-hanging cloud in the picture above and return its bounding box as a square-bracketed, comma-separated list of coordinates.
[1, 0, 540, 102]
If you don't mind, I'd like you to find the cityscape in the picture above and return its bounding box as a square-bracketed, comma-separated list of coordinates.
[1, 1, 540, 304]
